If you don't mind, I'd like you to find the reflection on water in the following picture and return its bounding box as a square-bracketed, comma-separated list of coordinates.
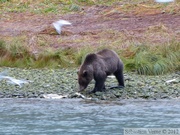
[0, 98, 180, 135]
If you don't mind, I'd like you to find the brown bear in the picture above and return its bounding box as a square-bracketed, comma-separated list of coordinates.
[77, 49, 124, 93]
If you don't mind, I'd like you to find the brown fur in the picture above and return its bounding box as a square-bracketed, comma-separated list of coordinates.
[78, 49, 124, 93]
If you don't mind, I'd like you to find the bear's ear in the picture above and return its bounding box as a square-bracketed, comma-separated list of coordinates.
[83, 70, 88, 77]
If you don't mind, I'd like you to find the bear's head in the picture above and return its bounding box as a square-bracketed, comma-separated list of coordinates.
[77, 67, 93, 91]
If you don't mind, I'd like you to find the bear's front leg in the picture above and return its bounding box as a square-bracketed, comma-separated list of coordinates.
[89, 81, 105, 93]
[89, 75, 106, 93]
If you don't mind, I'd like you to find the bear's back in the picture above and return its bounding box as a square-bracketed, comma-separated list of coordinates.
[97, 49, 121, 74]
[81, 49, 121, 73]
[97, 49, 119, 59]
[97, 49, 120, 64]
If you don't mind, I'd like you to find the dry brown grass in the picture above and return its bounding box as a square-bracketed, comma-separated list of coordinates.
[0, 0, 179, 74]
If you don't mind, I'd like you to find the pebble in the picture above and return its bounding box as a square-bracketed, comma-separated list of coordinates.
[0, 67, 179, 100]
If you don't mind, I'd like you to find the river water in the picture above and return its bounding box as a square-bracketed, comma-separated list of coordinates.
[0, 98, 180, 135]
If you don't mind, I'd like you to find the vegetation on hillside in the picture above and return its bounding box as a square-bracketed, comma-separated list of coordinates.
[0, 0, 179, 75]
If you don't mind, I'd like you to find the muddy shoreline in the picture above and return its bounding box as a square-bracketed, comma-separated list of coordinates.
[0, 67, 179, 100]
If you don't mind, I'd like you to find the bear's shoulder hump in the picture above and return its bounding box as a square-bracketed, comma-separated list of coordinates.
[84, 53, 97, 63]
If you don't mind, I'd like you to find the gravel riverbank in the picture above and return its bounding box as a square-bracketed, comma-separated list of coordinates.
[0, 67, 179, 100]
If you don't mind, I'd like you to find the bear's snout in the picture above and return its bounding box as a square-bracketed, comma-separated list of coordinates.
[79, 85, 86, 91]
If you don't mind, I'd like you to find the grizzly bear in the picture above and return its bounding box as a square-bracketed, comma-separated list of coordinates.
[77, 49, 124, 93]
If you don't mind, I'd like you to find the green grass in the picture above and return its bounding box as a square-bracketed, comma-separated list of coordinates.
[124, 41, 180, 75]
[0, 39, 179, 75]
[1, 0, 179, 14]
[0, 0, 74, 14]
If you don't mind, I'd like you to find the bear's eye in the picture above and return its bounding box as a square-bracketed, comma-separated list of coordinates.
[83, 70, 88, 77]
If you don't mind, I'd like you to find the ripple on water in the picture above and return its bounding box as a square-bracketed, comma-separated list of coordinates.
[0, 99, 180, 135]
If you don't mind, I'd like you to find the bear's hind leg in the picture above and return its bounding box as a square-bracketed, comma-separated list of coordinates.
[113, 69, 124, 88]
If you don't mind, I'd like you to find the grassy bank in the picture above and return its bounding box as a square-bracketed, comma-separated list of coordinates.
[0, 39, 179, 75]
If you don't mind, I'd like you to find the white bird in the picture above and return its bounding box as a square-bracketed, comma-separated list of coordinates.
[52, 20, 72, 34]
[155, 0, 174, 3]
[0, 71, 30, 88]
[166, 78, 177, 84]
